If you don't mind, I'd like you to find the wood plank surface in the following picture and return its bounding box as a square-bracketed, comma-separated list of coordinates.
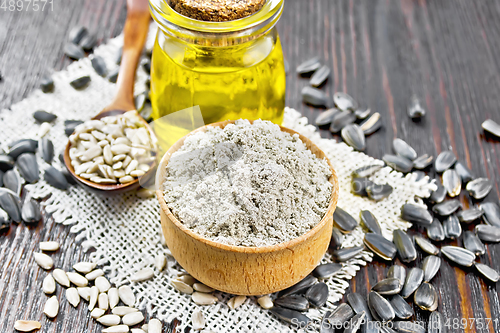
[1, 0, 499, 332]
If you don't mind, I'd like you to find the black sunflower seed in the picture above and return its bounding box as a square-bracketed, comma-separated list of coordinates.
[313, 263, 342, 279]
[310, 65, 330, 87]
[16, 153, 39, 183]
[9, 139, 38, 150]
[65, 120, 84, 136]
[407, 95, 426, 119]
[115, 46, 123, 65]
[441, 246, 475, 267]
[367, 291, 394, 322]
[269, 306, 311, 326]
[414, 282, 438, 312]
[64, 43, 85, 60]
[40, 137, 54, 164]
[315, 108, 340, 126]
[296, 57, 321, 75]
[386, 265, 406, 285]
[400, 267, 424, 299]
[443, 214, 462, 239]
[273, 295, 309, 312]
[0, 191, 22, 223]
[360, 112, 382, 136]
[463, 231, 485, 255]
[414, 235, 439, 255]
[435, 151, 456, 173]
[456, 208, 483, 223]
[327, 303, 355, 327]
[332, 246, 364, 262]
[393, 229, 416, 263]
[80, 33, 97, 52]
[429, 182, 446, 204]
[305, 282, 328, 307]
[91, 56, 108, 77]
[360, 210, 382, 235]
[347, 293, 373, 321]
[393, 139, 417, 161]
[388, 294, 414, 320]
[330, 227, 344, 250]
[364, 233, 397, 261]
[414, 171, 426, 182]
[474, 262, 500, 283]
[70, 76, 91, 90]
[454, 162, 474, 184]
[351, 177, 375, 197]
[413, 154, 433, 170]
[393, 321, 426, 333]
[352, 164, 383, 179]
[0, 155, 15, 172]
[382, 154, 413, 173]
[302, 86, 330, 108]
[333, 92, 357, 111]
[108, 68, 119, 83]
[44, 166, 69, 190]
[442, 169, 461, 197]
[341, 124, 366, 151]
[482, 119, 500, 138]
[278, 275, 318, 298]
[61, 168, 76, 185]
[366, 183, 393, 202]
[432, 199, 461, 216]
[320, 310, 333, 333]
[480, 202, 500, 227]
[422, 255, 441, 282]
[428, 311, 444, 333]
[371, 278, 402, 295]
[8, 140, 37, 160]
[0, 170, 3, 187]
[3, 170, 22, 195]
[40, 76, 55, 93]
[475, 224, 500, 243]
[354, 108, 371, 120]
[333, 207, 359, 233]
[330, 111, 356, 133]
[68, 25, 88, 44]
[401, 204, 433, 226]
[141, 58, 151, 73]
[466, 178, 493, 200]
[21, 197, 41, 224]
[33, 110, 57, 123]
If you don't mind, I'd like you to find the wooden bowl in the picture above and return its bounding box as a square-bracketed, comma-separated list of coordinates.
[63, 110, 157, 195]
[156, 120, 339, 295]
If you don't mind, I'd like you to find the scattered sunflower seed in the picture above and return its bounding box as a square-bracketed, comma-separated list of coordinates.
[80, 33, 98, 51]
[360, 210, 382, 235]
[414, 235, 439, 255]
[352, 164, 383, 178]
[305, 282, 328, 307]
[148, 319, 162, 333]
[393, 139, 417, 161]
[227, 295, 246, 310]
[21, 197, 41, 223]
[367, 291, 395, 322]
[53, 269, 70, 287]
[463, 231, 486, 255]
[34, 252, 54, 270]
[97, 314, 121, 326]
[389, 294, 414, 320]
[3, 170, 22, 195]
[333, 246, 364, 262]
[123, 311, 145, 326]
[112, 306, 139, 316]
[44, 166, 69, 190]
[131, 268, 155, 282]
[333, 207, 359, 233]
[382, 154, 413, 173]
[43, 296, 59, 318]
[43, 274, 56, 294]
[302, 86, 330, 107]
[393, 229, 416, 263]
[33, 110, 57, 123]
[40, 241, 60, 252]
[171, 279, 194, 294]
[91, 55, 108, 77]
[40, 76, 55, 93]
[193, 283, 214, 293]
[68, 26, 88, 44]
[17, 153, 39, 183]
[334, 92, 357, 111]
[66, 287, 80, 307]
[70, 75, 91, 90]
[192, 292, 218, 305]
[64, 43, 85, 60]
[422, 255, 441, 282]
[0, 191, 21, 222]
[98, 292, 109, 310]
[310, 65, 330, 87]
[78, 287, 91, 301]
[360, 112, 382, 135]
[354, 107, 371, 120]
[466, 178, 493, 200]
[102, 325, 131, 333]
[341, 124, 366, 151]
[443, 214, 462, 239]
[330, 111, 356, 133]
[14, 320, 42, 332]
[278, 275, 318, 298]
[351, 177, 375, 197]
[475, 224, 500, 242]
[474, 262, 500, 283]
[192, 309, 206, 330]
[257, 295, 273, 309]
[400, 267, 424, 299]
[401, 204, 433, 226]
[95, 276, 111, 292]
[330, 227, 344, 250]
[432, 200, 461, 216]
[441, 246, 475, 267]
[366, 183, 393, 201]
[73, 261, 97, 274]
[480, 202, 500, 227]
[387, 265, 406, 285]
[89, 286, 99, 311]
[313, 263, 342, 279]
[67, 272, 88, 287]
[435, 151, 456, 173]
[346, 293, 372, 321]
[442, 169, 461, 197]
[371, 278, 402, 295]
[274, 294, 309, 312]
[413, 154, 434, 170]
[482, 119, 500, 137]
[296, 57, 321, 75]
[364, 233, 397, 261]
[408, 95, 426, 119]
[454, 162, 474, 184]
[457, 208, 483, 223]
[414, 282, 438, 311]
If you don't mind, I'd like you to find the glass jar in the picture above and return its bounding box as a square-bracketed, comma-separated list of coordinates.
[149, 0, 286, 148]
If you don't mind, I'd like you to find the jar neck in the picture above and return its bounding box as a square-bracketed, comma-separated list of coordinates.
[149, 0, 283, 46]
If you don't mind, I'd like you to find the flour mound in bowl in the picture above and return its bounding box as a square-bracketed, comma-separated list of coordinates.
[163, 119, 333, 247]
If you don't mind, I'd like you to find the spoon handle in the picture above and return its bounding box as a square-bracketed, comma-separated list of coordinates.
[109, 0, 150, 112]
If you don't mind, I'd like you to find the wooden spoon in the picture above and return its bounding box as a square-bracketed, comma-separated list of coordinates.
[64, 0, 154, 195]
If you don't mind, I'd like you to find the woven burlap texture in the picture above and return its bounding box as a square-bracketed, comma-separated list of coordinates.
[0, 25, 435, 332]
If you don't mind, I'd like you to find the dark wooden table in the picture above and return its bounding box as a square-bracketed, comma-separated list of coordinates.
[1, 0, 500, 332]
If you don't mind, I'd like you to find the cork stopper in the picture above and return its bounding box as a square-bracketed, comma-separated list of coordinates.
[168, 0, 266, 22]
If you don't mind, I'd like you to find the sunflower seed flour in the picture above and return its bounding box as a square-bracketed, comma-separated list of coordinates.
[163, 119, 333, 247]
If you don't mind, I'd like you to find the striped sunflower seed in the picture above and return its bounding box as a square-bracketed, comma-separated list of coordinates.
[422, 255, 441, 282]
[273, 295, 309, 312]
[352, 164, 383, 178]
[371, 278, 402, 295]
[442, 169, 461, 197]
[346, 292, 372, 321]
[367, 291, 394, 322]
[305, 282, 328, 307]
[474, 262, 500, 283]
[386, 265, 406, 285]
[360, 210, 382, 235]
[443, 214, 462, 239]
[426, 218, 445, 241]
[389, 294, 414, 320]
[333, 207, 359, 233]
[310, 65, 331, 87]
[414, 282, 438, 311]
[466, 178, 493, 200]
[364, 233, 397, 261]
[414, 235, 439, 255]
[393, 229, 416, 263]
[455, 161, 474, 184]
[382, 154, 413, 173]
[482, 119, 500, 137]
[435, 150, 456, 173]
[457, 208, 483, 223]
[441, 246, 475, 267]
[360, 112, 382, 135]
[401, 267, 424, 299]
[463, 231, 485, 255]
[432, 200, 461, 216]
[475, 224, 500, 242]
[315, 108, 340, 126]
[401, 203, 433, 225]
[334, 92, 357, 111]
[393, 138, 417, 161]
[341, 124, 365, 151]
[413, 154, 434, 170]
